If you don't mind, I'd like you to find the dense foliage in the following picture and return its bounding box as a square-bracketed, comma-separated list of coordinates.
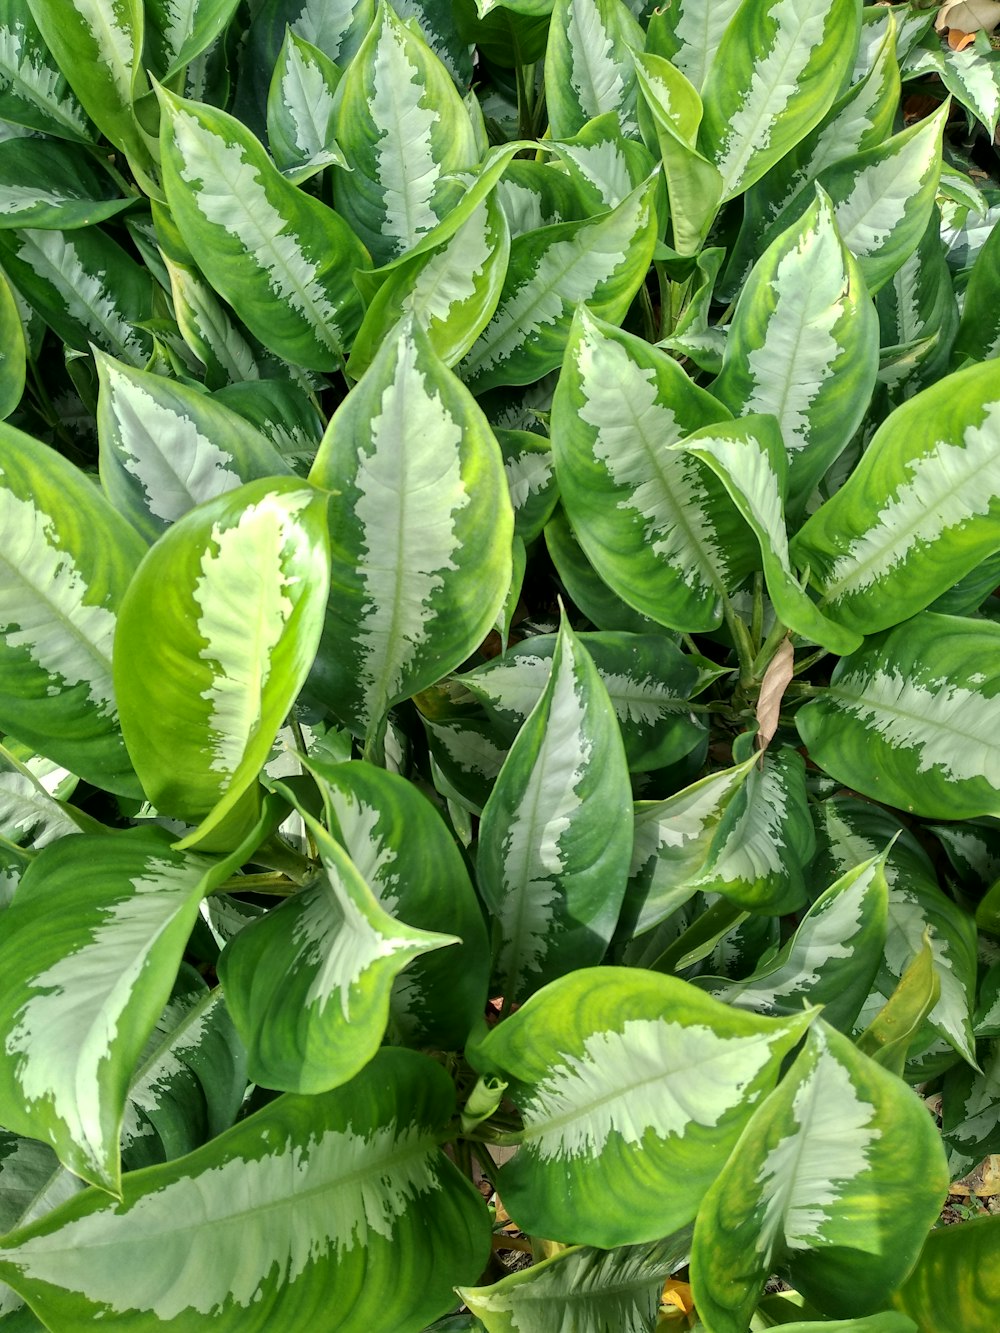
[0, 0, 999, 1328]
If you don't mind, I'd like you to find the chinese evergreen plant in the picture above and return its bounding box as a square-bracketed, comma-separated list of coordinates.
[0, 0, 999, 1329]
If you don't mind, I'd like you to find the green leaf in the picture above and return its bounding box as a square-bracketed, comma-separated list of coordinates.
[114, 478, 331, 843]
[159, 254, 259, 389]
[460, 1236, 690, 1332]
[460, 174, 661, 392]
[894, 1213, 1000, 1333]
[711, 188, 879, 511]
[792, 361, 1000, 635]
[953, 201, 1000, 364]
[25, 0, 153, 173]
[855, 935, 939, 1077]
[698, 854, 888, 1031]
[159, 85, 369, 371]
[545, 111, 654, 212]
[473, 966, 814, 1246]
[0, 1048, 490, 1332]
[95, 351, 292, 542]
[495, 159, 587, 238]
[266, 29, 342, 180]
[477, 618, 632, 1002]
[0, 828, 227, 1192]
[551, 305, 754, 632]
[799, 613, 1000, 822]
[497, 430, 557, 543]
[544, 0, 642, 140]
[698, 0, 861, 202]
[0, 1135, 80, 1323]
[875, 209, 958, 396]
[682, 416, 863, 655]
[464, 630, 702, 772]
[308, 318, 513, 739]
[0, 139, 129, 231]
[941, 1039, 1000, 1179]
[691, 1022, 949, 1332]
[219, 815, 455, 1094]
[146, 0, 241, 81]
[0, 269, 24, 420]
[334, 2, 478, 266]
[0, 224, 152, 365]
[0, 423, 145, 796]
[646, 0, 744, 93]
[0, 1, 92, 141]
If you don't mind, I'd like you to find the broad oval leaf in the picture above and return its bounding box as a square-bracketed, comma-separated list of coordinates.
[893, 1211, 1000, 1332]
[473, 966, 814, 1247]
[544, 0, 642, 141]
[0, 829, 222, 1193]
[308, 318, 513, 739]
[333, 2, 479, 265]
[219, 816, 455, 1093]
[697, 0, 861, 201]
[551, 305, 754, 632]
[711, 188, 879, 510]
[0, 422, 145, 796]
[460, 173, 661, 393]
[792, 360, 1000, 635]
[114, 478, 331, 841]
[159, 86, 369, 371]
[691, 1022, 949, 1333]
[476, 619, 633, 1003]
[266, 29, 342, 179]
[0, 1048, 490, 1332]
[798, 615, 1000, 822]
[96, 351, 292, 542]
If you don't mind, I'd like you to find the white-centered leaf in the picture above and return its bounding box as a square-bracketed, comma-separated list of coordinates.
[0, 4, 91, 141]
[544, 0, 643, 140]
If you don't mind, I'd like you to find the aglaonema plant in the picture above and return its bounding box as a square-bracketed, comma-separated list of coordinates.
[0, 0, 999, 1329]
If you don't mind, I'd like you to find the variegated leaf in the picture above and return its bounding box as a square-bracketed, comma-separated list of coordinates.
[624, 756, 757, 940]
[464, 630, 702, 773]
[0, 829, 226, 1192]
[875, 209, 958, 396]
[0, 139, 129, 231]
[544, 0, 642, 140]
[0, 267, 23, 419]
[942, 1040, 1000, 1179]
[333, 3, 478, 266]
[0, 422, 145, 796]
[219, 815, 455, 1094]
[460, 1236, 690, 1333]
[545, 111, 654, 212]
[919, 40, 1000, 138]
[0, 1, 91, 141]
[25, 0, 153, 176]
[114, 478, 330, 845]
[96, 351, 292, 542]
[633, 53, 723, 257]
[856, 937, 939, 1078]
[266, 29, 343, 180]
[477, 619, 632, 1002]
[953, 204, 1000, 364]
[712, 189, 879, 511]
[698, 854, 888, 1032]
[495, 159, 587, 238]
[0, 1139, 80, 1324]
[159, 87, 369, 372]
[498, 429, 557, 542]
[460, 173, 660, 392]
[259, 0, 374, 69]
[308, 318, 513, 740]
[474, 967, 815, 1246]
[348, 191, 510, 379]
[691, 1023, 949, 1332]
[0, 224, 151, 365]
[145, 0, 241, 80]
[550, 305, 754, 632]
[0, 747, 89, 855]
[0, 1049, 490, 1331]
[214, 378, 323, 472]
[697, 0, 860, 202]
[645, 0, 744, 93]
[792, 361, 1000, 635]
[161, 254, 260, 389]
[812, 797, 979, 1066]
[894, 1212, 1000, 1333]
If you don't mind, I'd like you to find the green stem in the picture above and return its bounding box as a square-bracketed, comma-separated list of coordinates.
[250, 835, 312, 881]
[750, 573, 764, 654]
[214, 872, 300, 897]
[639, 281, 658, 343]
[750, 617, 789, 683]
[722, 596, 755, 687]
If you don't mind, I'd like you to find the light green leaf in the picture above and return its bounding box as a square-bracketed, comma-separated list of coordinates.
[712, 188, 879, 511]
[0, 1131, 82, 1322]
[0, 225, 152, 365]
[266, 29, 342, 179]
[856, 936, 939, 1078]
[0, 422, 145, 796]
[334, 2, 478, 266]
[698, 0, 861, 201]
[309, 318, 513, 739]
[0, 2, 92, 141]
[160, 253, 260, 389]
[477, 619, 632, 1002]
[474, 966, 815, 1246]
[792, 361, 1000, 635]
[96, 352, 292, 542]
[159, 86, 369, 372]
[929, 41, 1000, 138]
[494, 159, 587, 238]
[682, 416, 863, 655]
[0, 1048, 490, 1332]
[545, 111, 654, 212]
[114, 477, 330, 844]
[550, 305, 754, 632]
[698, 854, 889, 1031]
[894, 1213, 1000, 1333]
[460, 1236, 690, 1333]
[544, 0, 642, 140]
[645, 0, 744, 93]
[219, 815, 455, 1094]
[0, 829, 227, 1192]
[691, 1022, 949, 1332]
[460, 173, 661, 392]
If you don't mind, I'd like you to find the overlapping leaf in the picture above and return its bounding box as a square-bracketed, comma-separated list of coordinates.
[0, 1132, 81, 1322]
[646, 0, 743, 93]
[894, 1213, 1000, 1332]
[544, 0, 642, 140]
[266, 29, 343, 180]
[0, 139, 129, 230]
[0, 1, 91, 141]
